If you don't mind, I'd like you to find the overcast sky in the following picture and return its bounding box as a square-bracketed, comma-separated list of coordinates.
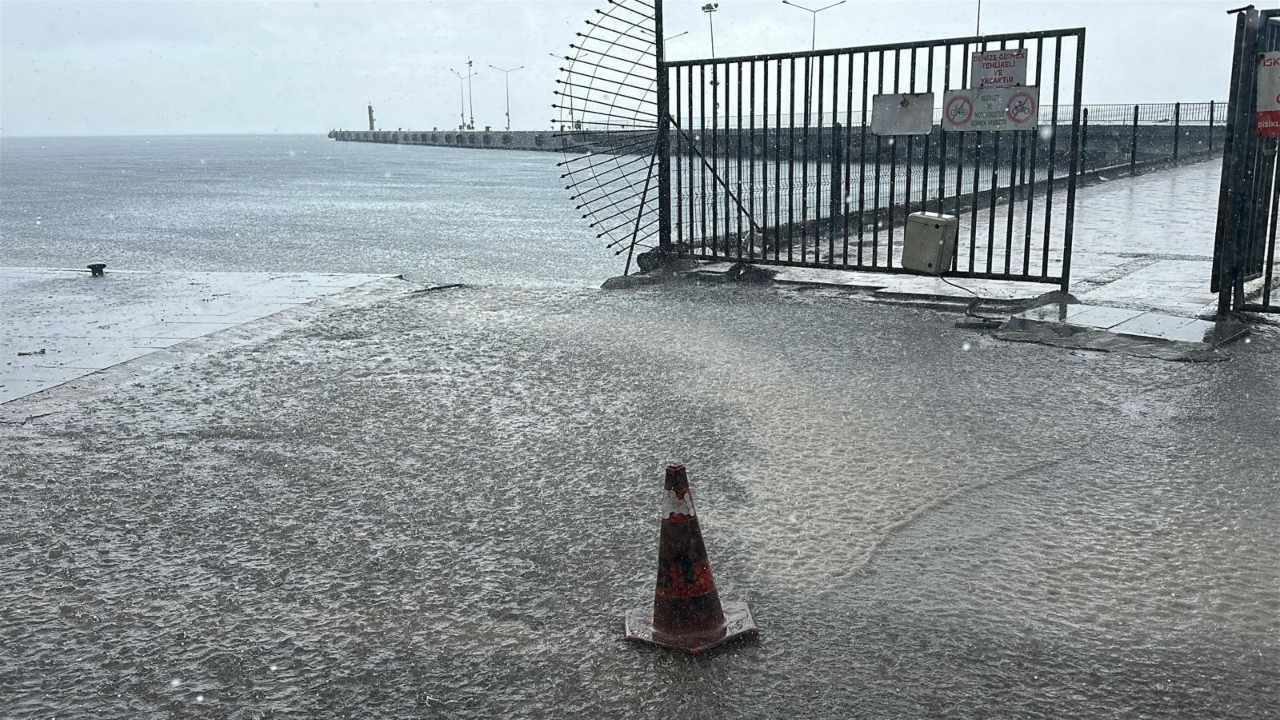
[0, 0, 1252, 137]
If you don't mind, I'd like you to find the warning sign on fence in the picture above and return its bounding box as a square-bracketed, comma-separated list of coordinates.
[970, 49, 1028, 89]
[1258, 51, 1280, 138]
[870, 92, 935, 136]
[942, 86, 1039, 132]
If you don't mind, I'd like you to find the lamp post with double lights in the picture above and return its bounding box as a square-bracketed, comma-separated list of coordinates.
[488, 64, 524, 131]
[780, 0, 846, 114]
[449, 64, 479, 130]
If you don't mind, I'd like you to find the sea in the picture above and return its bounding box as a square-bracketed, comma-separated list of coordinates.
[0, 134, 617, 286]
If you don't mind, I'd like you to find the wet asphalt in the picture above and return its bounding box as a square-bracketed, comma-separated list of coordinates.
[1, 284, 1277, 719]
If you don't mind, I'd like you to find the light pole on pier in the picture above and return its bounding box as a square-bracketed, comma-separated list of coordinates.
[781, 0, 846, 114]
[467, 58, 477, 129]
[780, 0, 845, 53]
[701, 3, 718, 57]
[488, 64, 525, 131]
[449, 64, 480, 130]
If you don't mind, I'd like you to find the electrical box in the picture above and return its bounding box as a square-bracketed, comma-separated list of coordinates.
[901, 212, 959, 275]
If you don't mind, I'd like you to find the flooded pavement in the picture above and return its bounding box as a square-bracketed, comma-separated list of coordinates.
[2, 285, 1278, 718]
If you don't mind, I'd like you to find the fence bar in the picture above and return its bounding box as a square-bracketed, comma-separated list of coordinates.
[905, 48, 916, 224]
[724, 61, 732, 258]
[1061, 32, 1085, 293]
[788, 57, 796, 262]
[888, 48, 900, 267]
[874, 51, 884, 267]
[1042, 37, 1062, 277]
[776, 58, 783, 261]
[939, 44, 950, 218]
[710, 64, 719, 255]
[687, 66, 696, 255]
[858, 52, 868, 266]
[748, 61, 755, 260]
[1024, 38, 1043, 273]
[700, 65, 708, 255]
[802, 57, 812, 263]
[843, 52, 854, 264]
[673, 62, 682, 251]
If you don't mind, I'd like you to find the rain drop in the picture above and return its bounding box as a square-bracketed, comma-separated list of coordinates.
[962, 341, 972, 351]
[170, 678, 182, 687]
[1039, 126, 1054, 140]
[196, 694, 205, 703]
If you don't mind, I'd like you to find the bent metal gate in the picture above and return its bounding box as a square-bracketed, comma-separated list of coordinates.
[651, 8, 1085, 292]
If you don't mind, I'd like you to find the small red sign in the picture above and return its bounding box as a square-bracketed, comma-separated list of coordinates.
[1259, 52, 1280, 137]
[1006, 91, 1037, 125]
[1259, 110, 1280, 138]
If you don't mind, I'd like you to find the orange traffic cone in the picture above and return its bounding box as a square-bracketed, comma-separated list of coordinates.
[624, 464, 758, 654]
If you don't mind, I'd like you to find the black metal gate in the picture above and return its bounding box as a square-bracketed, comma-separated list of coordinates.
[1213, 7, 1280, 314]
[652, 18, 1086, 293]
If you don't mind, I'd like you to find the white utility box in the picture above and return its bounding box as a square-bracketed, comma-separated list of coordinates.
[901, 212, 959, 275]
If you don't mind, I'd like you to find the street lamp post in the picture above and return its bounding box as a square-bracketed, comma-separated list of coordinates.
[781, 0, 845, 54]
[701, 3, 718, 57]
[449, 64, 479, 130]
[701, 4, 720, 115]
[466, 57, 476, 129]
[548, 53, 575, 129]
[489, 64, 525, 131]
[780, 0, 846, 114]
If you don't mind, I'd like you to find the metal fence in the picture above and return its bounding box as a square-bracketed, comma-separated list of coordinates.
[1080, 101, 1227, 176]
[657, 28, 1086, 291]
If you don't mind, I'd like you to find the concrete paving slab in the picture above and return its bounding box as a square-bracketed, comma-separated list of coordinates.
[1078, 259, 1219, 317]
[1005, 302, 1236, 348]
[1109, 313, 1215, 344]
[1058, 304, 1145, 328]
[713, 160, 1230, 319]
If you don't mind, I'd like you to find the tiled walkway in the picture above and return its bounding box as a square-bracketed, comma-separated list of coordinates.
[770, 159, 1229, 317]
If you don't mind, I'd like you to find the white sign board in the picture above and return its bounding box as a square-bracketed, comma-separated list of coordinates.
[942, 86, 1039, 132]
[1258, 51, 1280, 138]
[870, 92, 935, 136]
[970, 49, 1028, 89]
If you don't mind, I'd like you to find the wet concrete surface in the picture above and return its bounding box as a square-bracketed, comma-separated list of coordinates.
[0, 268, 391, 404]
[1, 285, 1278, 718]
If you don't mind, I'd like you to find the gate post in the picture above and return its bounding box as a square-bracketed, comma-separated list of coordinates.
[1081, 107, 1090, 174]
[655, 0, 673, 254]
[1215, 7, 1263, 316]
[1173, 101, 1181, 162]
[1130, 104, 1139, 174]
[1060, 30, 1087, 295]
[1209, 100, 1216, 154]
